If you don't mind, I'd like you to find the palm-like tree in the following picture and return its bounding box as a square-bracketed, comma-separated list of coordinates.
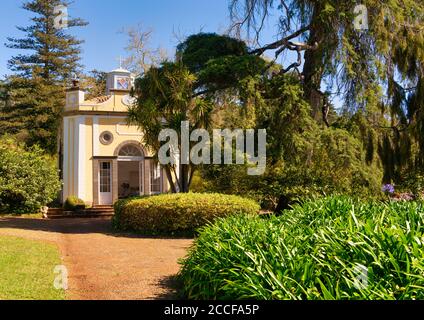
[128, 62, 214, 193]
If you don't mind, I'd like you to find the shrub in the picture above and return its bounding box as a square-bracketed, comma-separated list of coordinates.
[112, 196, 145, 230]
[179, 196, 424, 300]
[112, 193, 260, 236]
[0, 138, 61, 214]
[63, 196, 86, 212]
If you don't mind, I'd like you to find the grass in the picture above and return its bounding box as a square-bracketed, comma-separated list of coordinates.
[0, 236, 65, 300]
[0, 213, 43, 219]
[179, 196, 424, 300]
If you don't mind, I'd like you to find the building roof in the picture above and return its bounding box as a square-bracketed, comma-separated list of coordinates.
[85, 95, 112, 104]
[111, 67, 131, 73]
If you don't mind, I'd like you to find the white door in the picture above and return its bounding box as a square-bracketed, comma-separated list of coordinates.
[99, 161, 113, 205]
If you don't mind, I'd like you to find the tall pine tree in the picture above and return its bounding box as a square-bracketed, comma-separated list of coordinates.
[0, 0, 87, 153]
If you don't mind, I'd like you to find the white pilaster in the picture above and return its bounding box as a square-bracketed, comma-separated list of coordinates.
[63, 117, 69, 199]
[93, 116, 99, 157]
[77, 116, 86, 200]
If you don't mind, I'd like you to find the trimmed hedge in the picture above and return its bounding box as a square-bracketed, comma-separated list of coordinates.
[179, 197, 424, 300]
[112, 193, 260, 236]
[63, 196, 86, 212]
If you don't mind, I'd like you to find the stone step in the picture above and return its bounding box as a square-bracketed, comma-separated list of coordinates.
[46, 207, 114, 219]
[48, 213, 114, 219]
[47, 208, 64, 216]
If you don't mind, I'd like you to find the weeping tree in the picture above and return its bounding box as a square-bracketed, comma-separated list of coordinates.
[175, 33, 383, 201]
[229, 0, 424, 183]
[130, 30, 384, 200]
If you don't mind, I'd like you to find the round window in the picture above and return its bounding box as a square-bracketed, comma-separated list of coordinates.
[100, 131, 114, 145]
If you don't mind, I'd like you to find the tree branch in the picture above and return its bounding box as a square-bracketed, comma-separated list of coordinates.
[249, 25, 311, 56]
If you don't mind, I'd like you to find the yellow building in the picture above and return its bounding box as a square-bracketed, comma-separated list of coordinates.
[62, 67, 168, 206]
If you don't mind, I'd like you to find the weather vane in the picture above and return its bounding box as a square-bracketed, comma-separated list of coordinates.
[71, 73, 79, 87]
[116, 55, 124, 69]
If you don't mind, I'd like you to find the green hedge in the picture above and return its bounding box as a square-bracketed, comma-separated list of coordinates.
[63, 196, 86, 212]
[179, 196, 424, 300]
[112, 193, 260, 236]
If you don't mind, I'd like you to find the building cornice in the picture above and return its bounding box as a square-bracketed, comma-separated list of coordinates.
[92, 156, 154, 160]
[63, 111, 129, 117]
[109, 89, 131, 94]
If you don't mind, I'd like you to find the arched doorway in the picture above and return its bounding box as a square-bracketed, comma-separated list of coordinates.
[116, 143, 145, 199]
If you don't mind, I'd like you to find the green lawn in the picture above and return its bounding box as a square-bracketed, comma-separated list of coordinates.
[0, 236, 65, 300]
[0, 213, 43, 219]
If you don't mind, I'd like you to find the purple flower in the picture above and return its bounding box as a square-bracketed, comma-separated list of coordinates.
[382, 184, 395, 194]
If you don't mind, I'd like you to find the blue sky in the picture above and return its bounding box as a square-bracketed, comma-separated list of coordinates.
[0, 1, 345, 108]
[0, 0, 281, 78]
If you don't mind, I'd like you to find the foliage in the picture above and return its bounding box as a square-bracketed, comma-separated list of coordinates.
[0, 236, 65, 300]
[0, 0, 87, 153]
[111, 196, 144, 230]
[177, 33, 269, 93]
[112, 193, 260, 236]
[398, 169, 424, 200]
[63, 196, 86, 212]
[130, 33, 271, 193]
[0, 137, 61, 214]
[80, 70, 107, 100]
[179, 196, 424, 300]
[0, 81, 7, 108]
[129, 62, 214, 192]
[177, 33, 248, 73]
[201, 72, 383, 206]
[173, 32, 385, 202]
[228, 0, 424, 188]
[197, 54, 267, 92]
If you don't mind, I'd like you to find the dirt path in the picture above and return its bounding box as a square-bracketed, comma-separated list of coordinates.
[0, 217, 192, 300]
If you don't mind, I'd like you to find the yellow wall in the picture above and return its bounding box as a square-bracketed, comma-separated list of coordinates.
[65, 90, 133, 113]
[96, 117, 154, 157]
[63, 113, 162, 206]
[63, 88, 170, 206]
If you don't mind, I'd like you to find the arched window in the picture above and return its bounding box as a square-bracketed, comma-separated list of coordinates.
[118, 144, 143, 157]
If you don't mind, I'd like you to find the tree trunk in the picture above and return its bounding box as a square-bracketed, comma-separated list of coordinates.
[164, 166, 177, 193]
[179, 163, 191, 193]
[302, 3, 326, 122]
